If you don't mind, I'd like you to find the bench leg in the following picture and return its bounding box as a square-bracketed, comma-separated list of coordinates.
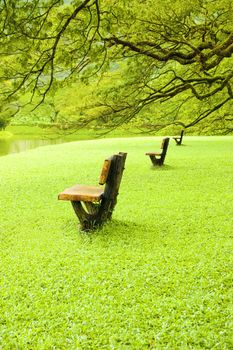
[71, 200, 114, 231]
[71, 201, 106, 231]
[149, 155, 162, 166]
[174, 137, 183, 145]
[71, 201, 94, 231]
[84, 202, 99, 215]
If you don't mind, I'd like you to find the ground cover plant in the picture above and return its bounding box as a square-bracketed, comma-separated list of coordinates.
[0, 136, 232, 349]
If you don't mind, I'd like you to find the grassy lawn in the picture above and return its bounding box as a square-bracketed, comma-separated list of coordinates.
[0, 136, 232, 349]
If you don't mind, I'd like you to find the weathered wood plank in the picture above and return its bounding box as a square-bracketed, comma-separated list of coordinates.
[99, 159, 111, 185]
[145, 152, 162, 156]
[58, 184, 104, 202]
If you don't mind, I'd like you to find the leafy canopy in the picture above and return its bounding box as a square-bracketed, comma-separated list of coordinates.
[0, 0, 233, 133]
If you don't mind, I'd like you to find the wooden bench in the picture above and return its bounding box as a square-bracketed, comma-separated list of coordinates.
[58, 152, 127, 231]
[145, 137, 170, 166]
[173, 130, 184, 145]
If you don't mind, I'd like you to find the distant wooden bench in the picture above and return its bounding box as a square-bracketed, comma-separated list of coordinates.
[58, 152, 127, 231]
[145, 137, 170, 166]
[173, 130, 184, 145]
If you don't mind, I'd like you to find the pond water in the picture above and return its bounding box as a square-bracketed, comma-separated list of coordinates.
[0, 138, 65, 157]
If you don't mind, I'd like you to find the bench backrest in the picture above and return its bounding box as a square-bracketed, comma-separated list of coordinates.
[99, 159, 111, 185]
[103, 152, 127, 200]
[160, 137, 170, 152]
[160, 137, 170, 162]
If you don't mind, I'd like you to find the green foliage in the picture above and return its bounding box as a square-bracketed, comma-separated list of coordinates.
[0, 116, 9, 130]
[0, 0, 233, 133]
[0, 104, 18, 130]
[0, 136, 232, 348]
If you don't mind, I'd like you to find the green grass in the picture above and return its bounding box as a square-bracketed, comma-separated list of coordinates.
[0, 136, 232, 349]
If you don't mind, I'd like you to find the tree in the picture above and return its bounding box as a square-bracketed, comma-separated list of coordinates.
[0, 102, 19, 130]
[0, 0, 233, 133]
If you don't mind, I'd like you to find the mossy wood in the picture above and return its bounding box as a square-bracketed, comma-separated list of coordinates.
[58, 152, 127, 231]
[173, 130, 184, 145]
[145, 137, 170, 166]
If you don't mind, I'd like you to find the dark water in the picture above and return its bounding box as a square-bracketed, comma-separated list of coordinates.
[0, 138, 64, 157]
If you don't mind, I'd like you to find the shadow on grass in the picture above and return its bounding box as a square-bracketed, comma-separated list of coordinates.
[60, 218, 146, 240]
[173, 143, 187, 147]
[149, 164, 174, 171]
[90, 219, 148, 244]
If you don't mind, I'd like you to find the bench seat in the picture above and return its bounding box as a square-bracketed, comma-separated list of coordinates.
[145, 152, 162, 156]
[58, 184, 104, 202]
